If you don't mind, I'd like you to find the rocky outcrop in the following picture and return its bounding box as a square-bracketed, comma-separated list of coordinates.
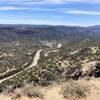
[67, 66, 82, 80]
[70, 69, 82, 80]
[68, 61, 100, 80]
[82, 61, 100, 78]
[82, 62, 95, 77]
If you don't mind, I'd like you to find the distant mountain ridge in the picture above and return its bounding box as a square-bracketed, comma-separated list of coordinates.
[0, 25, 100, 42]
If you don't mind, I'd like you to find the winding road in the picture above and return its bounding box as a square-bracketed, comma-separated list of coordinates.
[0, 49, 42, 83]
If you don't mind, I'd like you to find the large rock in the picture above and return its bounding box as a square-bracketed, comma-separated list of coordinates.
[82, 61, 100, 77]
[67, 66, 82, 80]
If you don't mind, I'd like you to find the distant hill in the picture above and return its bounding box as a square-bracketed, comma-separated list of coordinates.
[0, 25, 100, 42]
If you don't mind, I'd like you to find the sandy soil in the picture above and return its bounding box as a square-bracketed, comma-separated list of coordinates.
[1, 78, 100, 100]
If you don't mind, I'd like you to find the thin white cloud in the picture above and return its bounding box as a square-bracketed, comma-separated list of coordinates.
[44, 0, 64, 3]
[0, 7, 20, 10]
[44, 0, 100, 3]
[80, 0, 100, 3]
[0, 7, 16, 10]
[51, 0, 100, 3]
[0, 6, 54, 11]
[63, 10, 100, 15]
[1, 0, 100, 4]
[0, 6, 100, 16]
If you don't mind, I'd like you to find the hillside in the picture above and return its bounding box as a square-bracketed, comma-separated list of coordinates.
[0, 25, 100, 100]
[0, 25, 99, 42]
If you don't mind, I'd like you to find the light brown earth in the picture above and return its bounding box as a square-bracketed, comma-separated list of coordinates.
[0, 78, 100, 100]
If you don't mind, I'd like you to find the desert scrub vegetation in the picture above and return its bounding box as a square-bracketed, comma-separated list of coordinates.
[61, 81, 90, 99]
[23, 84, 43, 98]
[11, 84, 44, 100]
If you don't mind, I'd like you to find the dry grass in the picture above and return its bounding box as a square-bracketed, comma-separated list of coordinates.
[23, 85, 43, 98]
[11, 93, 21, 100]
[11, 84, 43, 100]
[1, 79, 100, 100]
[61, 80, 90, 100]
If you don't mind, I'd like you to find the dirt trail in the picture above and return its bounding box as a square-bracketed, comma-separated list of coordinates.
[44, 85, 65, 100]
[0, 50, 42, 83]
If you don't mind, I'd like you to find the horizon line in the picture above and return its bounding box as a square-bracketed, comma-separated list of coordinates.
[0, 23, 99, 27]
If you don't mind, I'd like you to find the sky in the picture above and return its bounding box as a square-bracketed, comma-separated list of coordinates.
[0, 0, 100, 26]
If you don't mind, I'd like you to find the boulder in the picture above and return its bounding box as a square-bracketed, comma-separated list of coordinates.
[82, 61, 100, 78]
